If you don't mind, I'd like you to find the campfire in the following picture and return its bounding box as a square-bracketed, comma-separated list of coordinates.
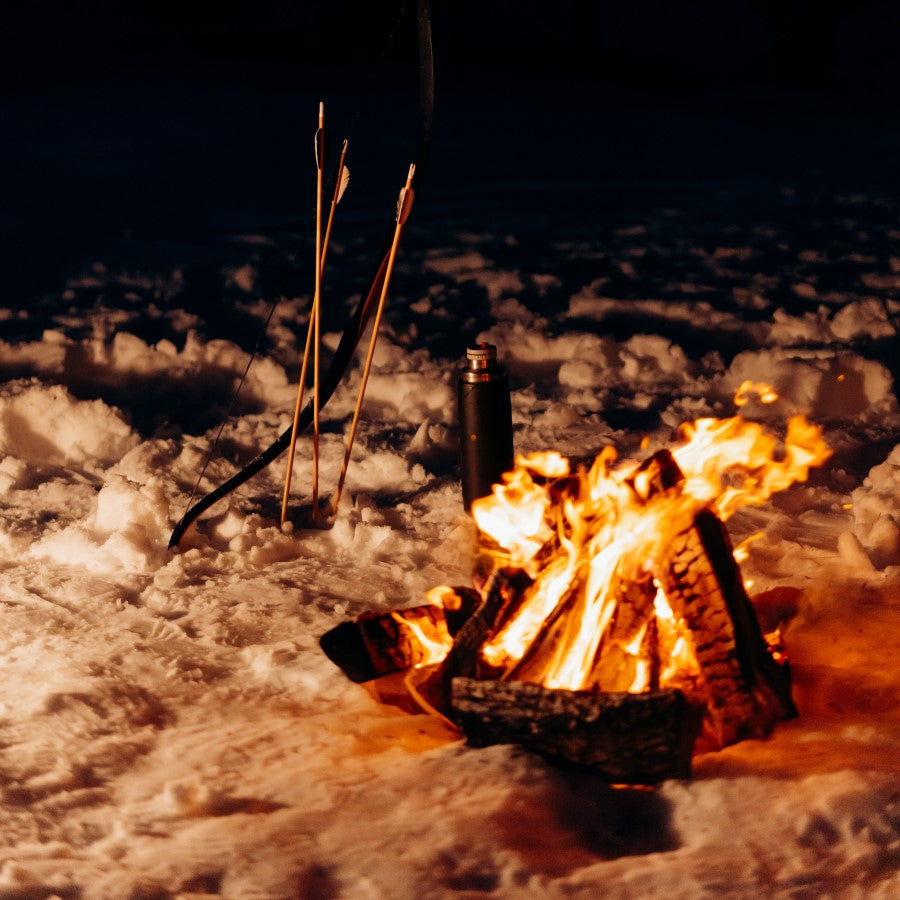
[322, 384, 831, 783]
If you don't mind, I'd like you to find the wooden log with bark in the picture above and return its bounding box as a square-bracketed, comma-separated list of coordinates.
[450, 677, 703, 784]
[657, 507, 796, 749]
[439, 568, 534, 690]
[585, 576, 659, 692]
[320, 587, 480, 683]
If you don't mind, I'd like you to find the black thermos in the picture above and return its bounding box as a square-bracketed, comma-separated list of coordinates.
[458, 342, 514, 509]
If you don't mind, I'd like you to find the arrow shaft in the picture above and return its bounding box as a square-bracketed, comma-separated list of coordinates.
[333, 165, 415, 512]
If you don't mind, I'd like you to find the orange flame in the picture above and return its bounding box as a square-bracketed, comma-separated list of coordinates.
[391, 610, 452, 668]
[468, 410, 830, 692]
[672, 414, 830, 520]
[734, 380, 779, 406]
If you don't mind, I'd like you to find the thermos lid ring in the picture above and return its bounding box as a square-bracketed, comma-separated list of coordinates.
[466, 342, 497, 366]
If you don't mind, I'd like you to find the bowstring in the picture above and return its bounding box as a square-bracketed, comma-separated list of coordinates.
[173, 2, 411, 528]
[178, 299, 279, 517]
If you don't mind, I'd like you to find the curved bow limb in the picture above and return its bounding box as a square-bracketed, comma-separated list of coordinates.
[280, 102, 328, 530]
[168, 0, 434, 550]
[168, 250, 392, 549]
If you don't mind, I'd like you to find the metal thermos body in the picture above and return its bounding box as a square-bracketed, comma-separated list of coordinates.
[458, 342, 514, 509]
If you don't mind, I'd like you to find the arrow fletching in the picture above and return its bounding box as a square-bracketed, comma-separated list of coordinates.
[395, 163, 416, 224]
[337, 164, 350, 204]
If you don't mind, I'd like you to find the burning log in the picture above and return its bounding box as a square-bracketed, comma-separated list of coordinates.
[449, 678, 703, 784]
[320, 588, 479, 683]
[497, 566, 590, 683]
[440, 568, 534, 689]
[497, 572, 658, 692]
[659, 508, 796, 748]
[585, 577, 659, 692]
[625, 447, 684, 499]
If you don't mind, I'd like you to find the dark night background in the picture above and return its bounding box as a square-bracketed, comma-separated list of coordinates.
[4, 1, 900, 308]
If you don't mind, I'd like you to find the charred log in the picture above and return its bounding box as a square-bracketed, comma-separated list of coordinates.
[658, 507, 796, 748]
[440, 568, 533, 690]
[450, 678, 703, 784]
[499, 565, 588, 683]
[320, 588, 479, 683]
[625, 449, 684, 501]
[585, 576, 658, 692]
[439, 586, 484, 635]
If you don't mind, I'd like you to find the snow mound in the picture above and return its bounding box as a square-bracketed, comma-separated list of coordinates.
[567, 290, 751, 339]
[30, 474, 171, 577]
[723, 349, 898, 426]
[851, 445, 900, 568]
[766, 297, 897, 345]
[0, 379, 138, 473]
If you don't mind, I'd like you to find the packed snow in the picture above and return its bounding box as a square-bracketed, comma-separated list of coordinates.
[0, 174, 898, 896]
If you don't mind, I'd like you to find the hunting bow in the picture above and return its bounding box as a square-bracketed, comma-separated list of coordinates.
[169, 0, 434, 549]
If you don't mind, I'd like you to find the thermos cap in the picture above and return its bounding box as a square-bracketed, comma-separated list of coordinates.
[466, 342, 497, 369]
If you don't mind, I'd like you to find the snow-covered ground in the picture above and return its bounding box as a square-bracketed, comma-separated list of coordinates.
[1, 101, 899, 896]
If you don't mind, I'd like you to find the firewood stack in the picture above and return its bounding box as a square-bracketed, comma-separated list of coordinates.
[321, 450, 797, 784]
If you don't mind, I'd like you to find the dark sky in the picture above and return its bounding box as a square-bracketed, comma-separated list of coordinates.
[4, 2, 900, 300]
[5, 1, 899, 91]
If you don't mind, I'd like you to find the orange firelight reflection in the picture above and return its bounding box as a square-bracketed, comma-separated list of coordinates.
[467, 397, 830, 692]
[734, 380, 779, 406]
